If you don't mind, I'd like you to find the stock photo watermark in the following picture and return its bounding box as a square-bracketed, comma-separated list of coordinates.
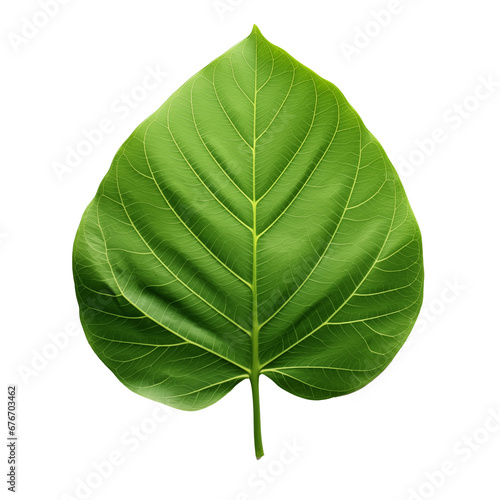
[6, 386, 18, 493]
[51, 65, 169, 182]
[60, 404, 175, 500]
[398, 74, 499, 178]
[230, 439, 306, 499]
[339, 0, 418, 63]
[7, 0, 73, 54]
[406, 405, 500, 500]
[17, 320, 82, 385]
[212, 0, 245, 21]
[414, 277, 466, 336]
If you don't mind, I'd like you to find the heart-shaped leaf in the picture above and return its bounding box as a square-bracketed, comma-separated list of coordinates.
[73, 26, 424, 458]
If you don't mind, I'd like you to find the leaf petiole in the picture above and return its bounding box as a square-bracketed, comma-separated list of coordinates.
[250, 372, 264, 459]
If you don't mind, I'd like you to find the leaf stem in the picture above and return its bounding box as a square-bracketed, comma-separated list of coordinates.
[250, 371, 264, 459]
[250, 370, 264, 459]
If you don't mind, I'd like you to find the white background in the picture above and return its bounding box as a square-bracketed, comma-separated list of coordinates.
[2, 1, 500, 499]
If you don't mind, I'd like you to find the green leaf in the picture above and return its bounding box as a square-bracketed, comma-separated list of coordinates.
[73, 25, 424, 458]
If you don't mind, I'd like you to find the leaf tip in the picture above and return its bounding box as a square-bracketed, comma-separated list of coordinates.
[250, 24, 263, 38]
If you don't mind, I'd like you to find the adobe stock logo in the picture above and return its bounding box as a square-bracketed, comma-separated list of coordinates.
[339, 0, 417, 63]
[407, 406, 500, 500]
[17, 321, 82, 385]
[398, 75, 499, 178]
[414, 278, 466, 335]
[230, 439, 306, 499]
[51, 65, 169, 182]
[7, 0, 73, 54]
[60, 404, 175, 500]
[212, 0, 245, 21]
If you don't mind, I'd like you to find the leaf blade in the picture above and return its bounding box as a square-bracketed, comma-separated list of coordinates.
[73, 25, 424, 455]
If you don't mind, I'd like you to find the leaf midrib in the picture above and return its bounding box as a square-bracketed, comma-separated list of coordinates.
[251, 38, 260, 381]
